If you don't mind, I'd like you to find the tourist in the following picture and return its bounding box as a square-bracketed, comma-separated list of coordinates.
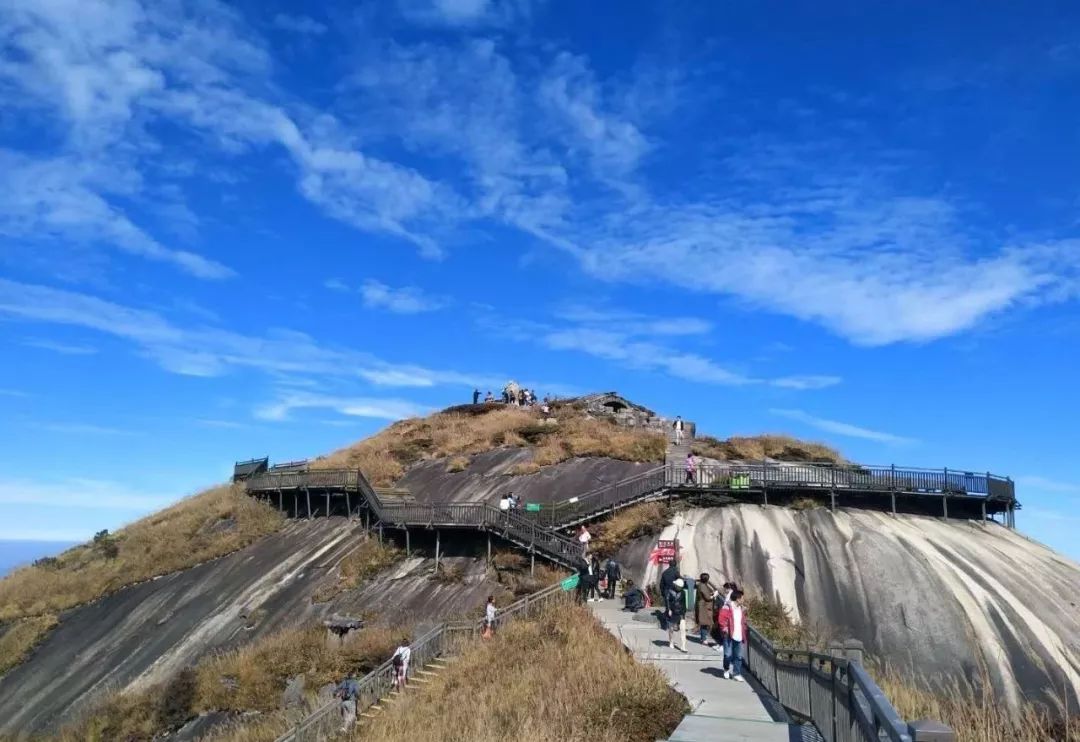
[588, 554, 602, 601]
[622, 579, 646, 612]
[472, 388, 480, 404]
[578, 524, 592, 555]
[336, 673, 359, 732]
[665, 578, 688, 652]
[695, 573, 717, 645]
[499, 494, 511, 513]
[576, 557, 591, 604]
[658, 559, 680, 629]
[483, 595, 497, 638]
[673, 415, 685, 445]
[685, 453, 696, 484]
[391, 643, 411, 690]
[605, 557, 622, 599]
[718, 590, 747, 681]
[485, 391, 495, 402]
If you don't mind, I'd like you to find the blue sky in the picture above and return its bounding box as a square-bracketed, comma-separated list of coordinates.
[1, 0, 1078, 560]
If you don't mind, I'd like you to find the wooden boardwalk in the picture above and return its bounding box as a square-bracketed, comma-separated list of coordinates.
[589, 602, 803, 742]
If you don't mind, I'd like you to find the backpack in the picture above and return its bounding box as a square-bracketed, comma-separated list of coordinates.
[339, 679, 358, 700]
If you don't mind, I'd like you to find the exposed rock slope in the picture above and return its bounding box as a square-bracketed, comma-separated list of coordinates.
[629, 505, 1080, 710]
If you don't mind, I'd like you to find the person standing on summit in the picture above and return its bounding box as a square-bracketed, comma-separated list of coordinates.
[472, 388, 480, 404]
[673, 416, 685, 445]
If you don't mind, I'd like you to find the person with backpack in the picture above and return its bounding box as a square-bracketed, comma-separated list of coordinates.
[657, 559, 680, 629]
[336, 673, 359, 732]
[665, 578, 688, 652]
[391, 643, 411, 690]
[718, 590, 748, 681]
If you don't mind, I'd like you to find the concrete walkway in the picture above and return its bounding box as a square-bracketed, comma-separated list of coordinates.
[589, 601, 803, 742]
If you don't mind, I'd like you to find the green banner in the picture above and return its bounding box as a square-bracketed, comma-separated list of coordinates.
[526, 503, 541, 512]
[560, 574, 580, 591]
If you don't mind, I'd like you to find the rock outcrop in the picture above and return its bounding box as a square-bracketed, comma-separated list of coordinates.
[626, 505, 1080, 711]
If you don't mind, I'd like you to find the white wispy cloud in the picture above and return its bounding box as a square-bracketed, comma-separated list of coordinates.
[360, 280, 450, 314]
[0, 388, 31, 398]
[272, 13, 327, 35]
[396, 0, 538, 27]
[0, 0, 457, 272]
[22, 338, 98, 355]
[540, 52, 649, 180]
[770, 375, 843, 391]
[769, 408, 917, 445]
[0, 477, 180, 511]
[0, 280, 546, 413]
[34, 422, 132, 436]
[255, 392, 428, 422]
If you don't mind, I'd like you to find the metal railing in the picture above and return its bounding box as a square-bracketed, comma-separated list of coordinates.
[246, 469, 584, 566]
[672, 462, 1015, 501]
[274, 581, 570, 742]
[745, 627, 913, 742]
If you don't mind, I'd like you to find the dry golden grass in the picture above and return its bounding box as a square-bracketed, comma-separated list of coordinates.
[312, 404, 664, 486]
[0, 485, 283, 623]
[445, 456, 470, 473]
[0, 613, 58, 675]
[53, 622, 411, 741]
[692, 434, 843, 463]
[746, 592, 1078, 742]
[195, 624, 408, 713]
[355, 603, 688, 742]
[591, 502, 671, 556]
[873, 664, 1078, 742]
[492, 560, 567, 597]
[312, 538, 403, 603]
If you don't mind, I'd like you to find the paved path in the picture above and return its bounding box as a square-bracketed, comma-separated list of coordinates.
[590, 602, 802, 742]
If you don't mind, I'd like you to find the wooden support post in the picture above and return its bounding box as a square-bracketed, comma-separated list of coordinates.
[942, 495, 948, 520]
[435, 529, 440, 575]
[325, 493, 330, 518]
[405, 527, 410, 557]
[891, 491, 897, 517]
[305, 488, 312, 519]
[830, 489, 836, 513]
[530, 549, 535, 577]
[981, 500, 987, 524]
[378, 523, 383, 543]
[293, 493, 299, 519]
[487, 532, 492, 564]
[365, 508, 370, 531]
[277, 488, 283, 512]
[346, 491, 351, 520]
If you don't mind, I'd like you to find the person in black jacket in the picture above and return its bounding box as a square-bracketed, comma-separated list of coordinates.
[665, 578, 688, 652]
[605, 558, 622, 599]
[658, 560, 680, 628]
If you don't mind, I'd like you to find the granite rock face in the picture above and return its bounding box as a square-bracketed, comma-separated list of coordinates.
[629, 505, 1080, 710]
[0, 520, 500, 734]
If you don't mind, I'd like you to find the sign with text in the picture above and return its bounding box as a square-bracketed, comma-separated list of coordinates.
[649, 538, 680, 565]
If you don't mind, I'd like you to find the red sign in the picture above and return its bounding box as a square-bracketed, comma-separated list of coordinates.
[648, 538, 680, 565]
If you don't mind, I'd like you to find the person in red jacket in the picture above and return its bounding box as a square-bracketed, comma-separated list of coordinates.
[717, 589, 747, 681]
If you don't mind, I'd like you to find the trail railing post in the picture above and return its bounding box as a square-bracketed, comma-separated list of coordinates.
[908, 719, 956, 741]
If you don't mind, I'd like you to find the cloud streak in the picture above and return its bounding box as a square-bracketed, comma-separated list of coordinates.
[769, 408, 917, 445]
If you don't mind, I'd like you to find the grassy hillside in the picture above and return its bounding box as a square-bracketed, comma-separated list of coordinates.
[313, 401, 666, 485]
[0, 485, 283, 678]
[692, 433, 843, 463]
[355, 602, 687, 742]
